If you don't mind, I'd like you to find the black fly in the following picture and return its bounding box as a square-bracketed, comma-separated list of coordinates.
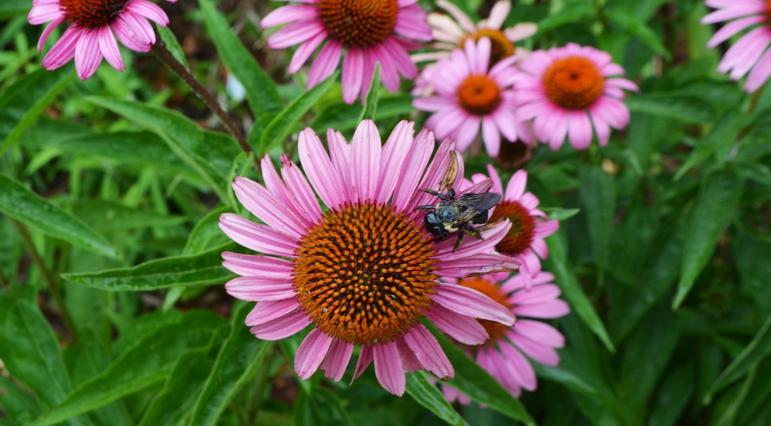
[418, 152, 502, 250]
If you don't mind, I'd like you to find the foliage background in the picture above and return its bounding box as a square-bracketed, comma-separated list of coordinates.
[1, 0, 770, 425]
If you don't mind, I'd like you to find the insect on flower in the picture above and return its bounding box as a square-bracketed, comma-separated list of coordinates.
[419, 152, 502, 250]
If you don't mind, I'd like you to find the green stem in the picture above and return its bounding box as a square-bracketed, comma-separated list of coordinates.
[13, 220, 77, 341]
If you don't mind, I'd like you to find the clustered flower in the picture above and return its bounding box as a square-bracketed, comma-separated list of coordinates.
[25, 0, 769, 405]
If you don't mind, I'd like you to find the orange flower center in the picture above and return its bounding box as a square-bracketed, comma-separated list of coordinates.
[293, 203, 437, 345]
[319, 0, 399, 47]
[60, 0, 128, 28]
[489, 200, 535, 257]
[461, 29, 515, 64]
[458, 277, 510, 346]
[457, 74, 502, 116]
[542, 55, 605, 110]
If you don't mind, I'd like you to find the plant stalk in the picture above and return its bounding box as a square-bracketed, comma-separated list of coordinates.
[13, 220, 77, 341]
[151, 41, 259, 170]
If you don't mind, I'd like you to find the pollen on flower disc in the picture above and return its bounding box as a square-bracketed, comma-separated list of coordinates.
[292, 203, 437, 345]
[457, 74, 502, 116]
[319, 0, 399, 47]
[463, 29, 515, 63]
[489, 200, 535, 257]
[542, 55, 605, 110]
[60, 0, 129, 28]
[458, 277, 510, 346]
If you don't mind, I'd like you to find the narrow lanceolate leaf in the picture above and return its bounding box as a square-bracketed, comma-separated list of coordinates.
[432, 328, 534, 425]
[0, 174, 118, 259]
[32, 311, 226, 426]
[198, 0, 282, 132]
[0, 286, 73, 408]
[190, 303, 272, 426]
[627, 93, 715, 124]
[546, 231, 615, 352]
[579, 166, 616, 274]
[256, 72, 339, 155]
[673, 173, 743, 308]
[62, 244, 235, 291]
[705, 316, 771, 402]
[86, 97, 238, 200]
[605, 9, 670, 58]
[406, 372, 468, 426]
[358, 65, 381, 121]
[0, 68, 73, 153]
[138, 343, 220, 426]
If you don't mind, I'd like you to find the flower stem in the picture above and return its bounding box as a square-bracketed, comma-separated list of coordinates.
[13, 220, 77, 341]
[151, 41, 259, 170]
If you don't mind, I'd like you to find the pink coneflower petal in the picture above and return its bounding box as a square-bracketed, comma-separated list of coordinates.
[261, 4, 318, 27]
[250, 309, 312, 340]
[225, 277, 295, 302]
[404, 325, 454, 377]
[434, 283, 516, 324]
[374, 343, 406, 396]
[441, 270, 569, 403]
[290, 32, 326, 73]
[425, 304, 489, 345]
[353, 346, 373, 381]
[321, 340, 354, 381]
[295, 329, 334, 379]
[74, 30, 103, 79]
[218, 214, 298, 257]
[96, 26, 124, 72]
[127, 0, 170, 26]
[307, 41, 343, 87]
[222, 252, 294, 277]
[703, 0, 771, 92]
[42, 25, 81, 70]
[246, 299, 301, 326]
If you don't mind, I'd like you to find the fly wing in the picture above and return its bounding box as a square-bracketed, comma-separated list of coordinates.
[439, 151, 459, 192]
[457, 192, 502, 212]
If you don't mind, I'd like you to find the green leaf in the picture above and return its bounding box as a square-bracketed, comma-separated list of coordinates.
[546, 231, 615, 352]
[0, 376, 43, 424]
[72, 200, 187, 232]
[648, 366, 694, 426]
[32, 310, 226, 426]
[198, 0, 281, 130]
[605, 8, 670, 58]
[675, 112, 749, 180]
[24, 126, 197, 180]
[139, 342, 220, 426]
[0, 174, 118, 259]
[618, 304, 680, 411]
[627, 93, 716, 124]
[538, 1, 595, 32]
[183, 206, 232, 255]
[189, 303, 272, 426]
[705, 316, 771, 402]
[312, 94, 413, 134]
[358, 65, 381, 121]
[0, 69, 73, 154]
[0, 286, 72, 408]
[433, 328, 534, 425]
[62, 243, 235, 291]
[294, 388, 352, 426]
[86, 97, 238, 201]
[542, 207, 581, 222]
[406, 372, 468, 426]
[156, 26, 188, 67]
[579, 166, 616, 274]
[256, 72, 338, 155]
[673, 173, 743, 308]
